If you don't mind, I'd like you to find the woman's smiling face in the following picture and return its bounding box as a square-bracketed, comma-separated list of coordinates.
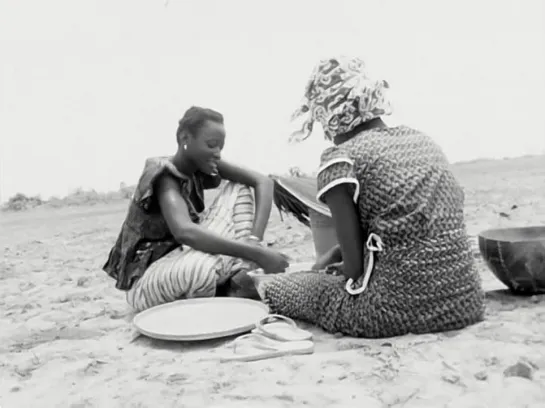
[188, 120, 225, 175]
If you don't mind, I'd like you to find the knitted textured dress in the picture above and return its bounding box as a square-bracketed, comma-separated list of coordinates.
[264, 126, 485, 338]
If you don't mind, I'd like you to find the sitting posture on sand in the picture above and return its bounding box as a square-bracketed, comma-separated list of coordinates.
[258, 56, 485, 338]
[103, 106, 289, 312]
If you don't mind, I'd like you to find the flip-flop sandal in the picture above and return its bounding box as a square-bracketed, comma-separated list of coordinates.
[251, 314, 313, 342]
[220, 333, 314, 363]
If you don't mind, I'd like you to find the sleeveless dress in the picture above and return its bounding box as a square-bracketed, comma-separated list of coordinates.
[264, 126, 485, 338]
[103, 157, 256, 312]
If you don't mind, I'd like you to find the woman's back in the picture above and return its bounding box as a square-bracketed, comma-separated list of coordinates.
[332, 125, 467, 249]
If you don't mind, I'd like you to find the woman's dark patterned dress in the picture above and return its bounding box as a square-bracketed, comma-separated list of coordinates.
[265, 126, 485, 338]
[103, 157, 220, 291]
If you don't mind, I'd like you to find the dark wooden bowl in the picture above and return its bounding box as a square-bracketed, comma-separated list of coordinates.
[478, 226, 545, 295]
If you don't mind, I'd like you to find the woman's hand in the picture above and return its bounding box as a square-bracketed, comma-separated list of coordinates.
[323, 261, 344, 276]
[245, 235, 263, 246]
[254, 247, 290, 274]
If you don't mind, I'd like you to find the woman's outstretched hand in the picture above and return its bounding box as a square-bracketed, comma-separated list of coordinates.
[255, 247, 290, 274]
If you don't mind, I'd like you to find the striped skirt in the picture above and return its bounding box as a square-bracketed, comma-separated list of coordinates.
[126, 181, 256, 312]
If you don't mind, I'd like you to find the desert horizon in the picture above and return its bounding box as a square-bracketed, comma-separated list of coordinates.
[3, 152, 544, 209]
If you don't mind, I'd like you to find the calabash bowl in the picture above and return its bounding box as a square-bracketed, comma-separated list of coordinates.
[478, 226, 545, 295]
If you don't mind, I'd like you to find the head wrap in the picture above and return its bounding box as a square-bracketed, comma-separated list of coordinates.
[289, 56, 392, 143]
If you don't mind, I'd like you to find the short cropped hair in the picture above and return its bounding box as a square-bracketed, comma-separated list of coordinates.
[176, 106, 224, 141]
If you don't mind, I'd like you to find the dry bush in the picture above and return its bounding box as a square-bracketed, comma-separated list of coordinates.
[288, 166, 304, 177]
[2, 183, 136, 212]
[2, 193, 44, 212]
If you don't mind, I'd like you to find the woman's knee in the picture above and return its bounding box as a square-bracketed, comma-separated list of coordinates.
[220, 181, 254, 202]
[125, 251, 220, 311]
[225, 183, 255, 234]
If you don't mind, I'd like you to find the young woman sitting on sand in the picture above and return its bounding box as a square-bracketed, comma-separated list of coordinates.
[103, 106, 289, 312]
[256, 56, 486, 338]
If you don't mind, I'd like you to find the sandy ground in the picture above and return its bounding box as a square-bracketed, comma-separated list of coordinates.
[1, 155, 545, 408]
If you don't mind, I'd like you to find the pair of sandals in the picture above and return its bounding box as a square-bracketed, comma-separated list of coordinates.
[220, 315, 314, 363]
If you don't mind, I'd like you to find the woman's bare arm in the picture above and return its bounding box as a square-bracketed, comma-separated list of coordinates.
[322, 184, 364, 281]
[156, 174, 264, 263]
[217, 160, 274, 240]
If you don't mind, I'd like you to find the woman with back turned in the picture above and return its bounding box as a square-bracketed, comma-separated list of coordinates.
[258, 56, 485, 338]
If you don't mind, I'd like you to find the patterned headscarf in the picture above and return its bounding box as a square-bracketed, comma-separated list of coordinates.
[289, 56, 392, 143]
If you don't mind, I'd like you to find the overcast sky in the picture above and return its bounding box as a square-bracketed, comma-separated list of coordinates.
[1, 0, 544, 202]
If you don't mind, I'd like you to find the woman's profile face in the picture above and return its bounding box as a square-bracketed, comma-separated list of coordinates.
[188, 120, 225, 175]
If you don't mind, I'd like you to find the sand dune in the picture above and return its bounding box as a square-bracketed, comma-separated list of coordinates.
[1, 155, 545, 407]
